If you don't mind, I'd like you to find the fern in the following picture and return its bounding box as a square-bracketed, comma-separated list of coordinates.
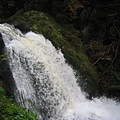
[0, 54, 7, 63]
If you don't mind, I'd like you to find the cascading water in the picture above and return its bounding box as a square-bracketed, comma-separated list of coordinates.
[0, 23, 120, 120]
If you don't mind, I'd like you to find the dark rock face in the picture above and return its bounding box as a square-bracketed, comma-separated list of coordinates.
[0, 60, 15, 96]
[7, 20, 30, 33]
[0, 33, 15, 97]
[0, 34, 5, 54]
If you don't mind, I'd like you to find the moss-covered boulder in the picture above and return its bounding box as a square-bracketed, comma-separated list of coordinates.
[1, 10, 99, 97]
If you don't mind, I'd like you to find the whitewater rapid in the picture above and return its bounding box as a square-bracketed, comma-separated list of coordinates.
[0, 23, 120, 120]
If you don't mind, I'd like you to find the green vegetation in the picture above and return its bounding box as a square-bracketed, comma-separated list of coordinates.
[0, 86, 37, 120]
[0, 54, 7, 63]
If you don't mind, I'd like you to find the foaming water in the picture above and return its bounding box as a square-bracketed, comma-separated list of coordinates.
[63, 98, 120, 120]
[0, 23, 120, 120]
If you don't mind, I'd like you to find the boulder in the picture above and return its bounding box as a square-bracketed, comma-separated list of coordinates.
[3, 10, 99, 97]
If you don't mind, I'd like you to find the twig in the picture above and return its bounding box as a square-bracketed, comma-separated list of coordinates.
[93, 53, 105, 65]
[111, 21, 120, 64]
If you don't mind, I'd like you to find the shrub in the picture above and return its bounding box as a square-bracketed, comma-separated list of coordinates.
[0, 86, 37, 120]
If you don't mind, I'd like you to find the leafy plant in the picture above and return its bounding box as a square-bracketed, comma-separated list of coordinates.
[0, 86, 37, 120]
[0, 54, 7, 63]
[63, 0, 84, 20]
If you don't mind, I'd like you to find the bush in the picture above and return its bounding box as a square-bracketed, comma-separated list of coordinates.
[0, 86, 37, 120]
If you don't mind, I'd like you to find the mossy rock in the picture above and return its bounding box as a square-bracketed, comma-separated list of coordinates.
[1, 10, 99, 96]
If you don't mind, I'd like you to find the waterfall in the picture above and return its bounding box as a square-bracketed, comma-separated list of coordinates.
[0, 23, 120, 120]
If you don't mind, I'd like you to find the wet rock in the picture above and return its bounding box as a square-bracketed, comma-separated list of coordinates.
[0, 34, 5, 54]
[7, 20, 30, 33]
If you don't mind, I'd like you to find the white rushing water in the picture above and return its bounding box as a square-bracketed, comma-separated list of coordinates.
[0, 23, 120, 120]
